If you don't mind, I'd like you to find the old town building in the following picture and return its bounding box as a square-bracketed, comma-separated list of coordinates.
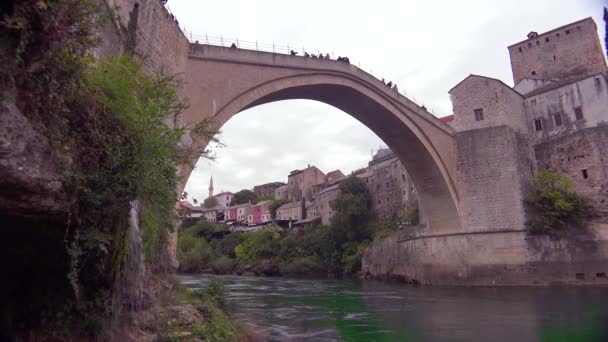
[276, 201, 307, 222]
[445, 17, 608, 220]
[253, 182, 285, 198]
[287, 165, 326, 201]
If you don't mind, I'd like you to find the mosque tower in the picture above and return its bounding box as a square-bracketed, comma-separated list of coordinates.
[208, 176, 214, 198]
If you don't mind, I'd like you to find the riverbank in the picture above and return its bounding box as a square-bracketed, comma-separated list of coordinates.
[113, 276, 259, 341]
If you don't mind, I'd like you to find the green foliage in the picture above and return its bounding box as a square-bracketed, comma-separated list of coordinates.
[1, 0, 101, 123]
[321, 176, 373, 274]
[211, 256, 236, 274]
[166, 280, 237, 342]
[177, 226, 213, 272]
[235, 226, 282, 265]
[526, 170, 593, 235]
[258, 195, 275, 201]
[269, 199, 290, 220]
[213, 232, 243, 258]
[370, 221, 398, 241]
[203, 196, 218, 208]
[230, 189, 258, 205]
[278, 255, 325, 276]
[406, 206, 419, 226]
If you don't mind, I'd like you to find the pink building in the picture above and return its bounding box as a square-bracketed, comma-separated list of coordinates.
[251, 200, 272, 225]
[229, 207, 237, 221]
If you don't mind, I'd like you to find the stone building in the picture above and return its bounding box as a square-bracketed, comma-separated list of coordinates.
[287, 165, 326, 201]
[362, 148, 418, 221]
[314, 183, 340, 225]
[253, 182, 285, 198]
[276, 201, 307, 222]
[507, 18, 607, 84]
[274, 185, 288, 200]
[202, 207, 222, 223]
[446, 17, 608, 222]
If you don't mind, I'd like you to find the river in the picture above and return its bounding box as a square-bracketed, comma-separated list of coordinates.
[178, 274, 608, 341]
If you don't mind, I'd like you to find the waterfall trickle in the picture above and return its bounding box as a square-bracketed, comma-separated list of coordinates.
[112, 199, 146, 315]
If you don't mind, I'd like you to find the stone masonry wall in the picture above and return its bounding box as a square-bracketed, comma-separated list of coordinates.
[534, 125, 608, 221]
[362, 223, 608, 286]
[456, 126, 534, 232]
[450, 76, 528, 134]
[508, 18, 607, 84]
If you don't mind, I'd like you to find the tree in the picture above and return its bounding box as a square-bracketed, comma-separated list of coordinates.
[526, 170, 593, 235]
[181, 191, 188, 200]
[203, 196, 218, 208]
[319, 176, 373, 274]
[269, 199, 289, 220]
[230, 189, 258, 205]
[258, 195, 275, 202]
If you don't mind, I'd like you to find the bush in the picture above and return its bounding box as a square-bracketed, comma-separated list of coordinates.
[177, 227, 213, 272]
[526, 170, 593, 235]
[341, 241, 370, 275]
[406, 206, 419, 226]
[214, 232, 243, 258]
[279, 256, 325, 276]
[211, 256, 235, 274]
[370, 221, 398, 241]
[234, 226, 282, 265]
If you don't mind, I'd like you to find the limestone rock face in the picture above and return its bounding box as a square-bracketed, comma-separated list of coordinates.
[0, 102, 69, 219]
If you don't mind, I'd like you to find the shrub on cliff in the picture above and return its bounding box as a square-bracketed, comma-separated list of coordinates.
[526, 170, 593, 235]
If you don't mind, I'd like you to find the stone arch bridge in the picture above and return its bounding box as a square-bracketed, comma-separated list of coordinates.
[179, 44, 461, 234]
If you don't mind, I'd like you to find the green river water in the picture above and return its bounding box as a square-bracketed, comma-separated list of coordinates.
[178, 274, 608, 341]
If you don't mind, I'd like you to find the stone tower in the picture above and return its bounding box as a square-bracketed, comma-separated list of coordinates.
[208, 176, 214, 198]
[507, 18, 607, 84]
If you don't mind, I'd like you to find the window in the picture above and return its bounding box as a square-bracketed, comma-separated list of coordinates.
[553, 113, 563, 126]
[565, 29, 570, 35]
[582, 169, 588, 179]
[556, 33, 560, 38]
[536, 40, 540, 46]
[530, 99, 537, 106]
[574, 107, 584, 120]
[595, 77, 602, 88]
[402, 174, 405, 181]
[474, 108, 484, 121]
[518, 47, 522, 52]
[534, 119, 543, 131]
[545, 37, 550, 43]
[553, 55, 556, 61]
[531, 71, 536, 76]
[528, 42, 532, 48]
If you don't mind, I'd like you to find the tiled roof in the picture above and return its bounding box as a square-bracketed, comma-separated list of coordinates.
[439, 115, 454, 123]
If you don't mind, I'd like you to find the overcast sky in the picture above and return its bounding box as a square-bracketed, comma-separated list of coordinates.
[172, 0, 606, 201]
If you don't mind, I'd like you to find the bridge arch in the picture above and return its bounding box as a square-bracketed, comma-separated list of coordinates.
[181, 46, 462, 233]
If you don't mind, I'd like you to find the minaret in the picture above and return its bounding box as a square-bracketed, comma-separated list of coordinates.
[208, 176, 214, 198]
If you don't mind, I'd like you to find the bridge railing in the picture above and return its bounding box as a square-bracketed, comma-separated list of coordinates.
[187, 33, 337, 59]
